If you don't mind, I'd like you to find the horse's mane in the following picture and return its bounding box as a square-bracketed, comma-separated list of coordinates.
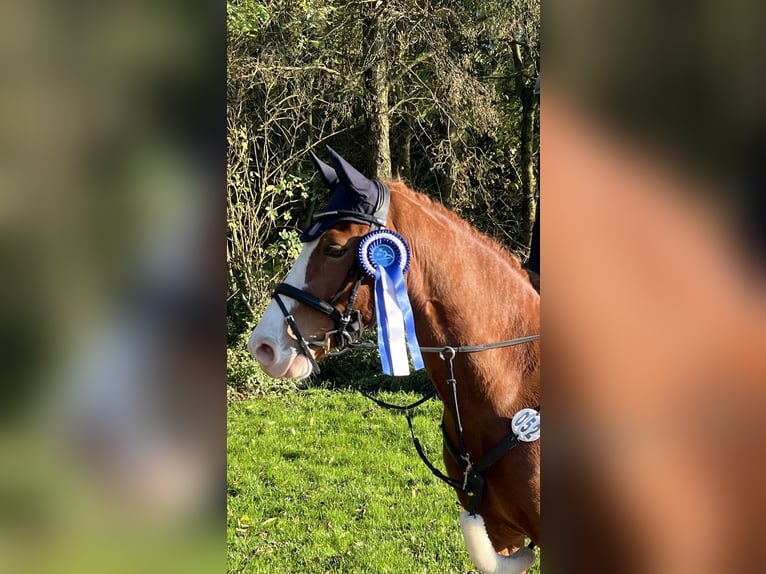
[386, 179, 526, 273]
[387, 178, 539, 393]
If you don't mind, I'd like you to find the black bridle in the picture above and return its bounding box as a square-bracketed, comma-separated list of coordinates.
[272, 265, 367, 375]
[270, 184, 391, 375]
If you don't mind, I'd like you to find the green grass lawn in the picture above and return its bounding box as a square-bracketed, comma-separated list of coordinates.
[227, 389, 540, 573]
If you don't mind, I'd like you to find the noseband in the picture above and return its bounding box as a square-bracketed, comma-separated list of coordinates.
[272, 266, 366, 375]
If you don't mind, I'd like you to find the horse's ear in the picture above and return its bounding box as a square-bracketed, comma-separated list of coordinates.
[309, 150, 339, 190]
[326, 146, 373, 199]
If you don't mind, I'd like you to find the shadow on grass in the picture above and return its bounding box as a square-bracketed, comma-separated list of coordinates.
[315, 344, 434, 397]
[227, 326, 436, 400]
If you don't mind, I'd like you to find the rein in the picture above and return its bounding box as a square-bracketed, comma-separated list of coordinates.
[364, 339, 541, 518]
[346, 334, 541, 354]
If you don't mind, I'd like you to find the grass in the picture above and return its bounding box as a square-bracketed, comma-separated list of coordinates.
[227, 389, 540, 573]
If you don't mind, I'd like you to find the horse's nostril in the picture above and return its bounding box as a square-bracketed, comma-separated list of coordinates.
[254, 342, 276, 365]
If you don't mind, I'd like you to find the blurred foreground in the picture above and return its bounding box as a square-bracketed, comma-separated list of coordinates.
[0, 0, 223, 572]
[543, 0, 766, 572]
[1, 0, 765, 572]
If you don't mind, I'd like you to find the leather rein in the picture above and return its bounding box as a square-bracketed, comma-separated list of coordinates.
[363, 341, 540, 517]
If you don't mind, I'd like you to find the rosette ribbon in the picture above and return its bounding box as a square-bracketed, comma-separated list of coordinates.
[358, 230, 424, 376]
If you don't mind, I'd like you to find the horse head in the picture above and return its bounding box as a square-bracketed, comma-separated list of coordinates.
[248, 148, 386, 379]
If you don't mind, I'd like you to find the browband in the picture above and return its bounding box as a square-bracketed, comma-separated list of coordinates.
[308, 181, 391, 230]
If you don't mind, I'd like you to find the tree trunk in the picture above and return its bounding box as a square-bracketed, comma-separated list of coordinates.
[511, 42, 539, 260]
[362, 1, 391, 180]
[442, 119, 461, 207]
[519, 86, 538, 259]
[392, 121, 411, 180]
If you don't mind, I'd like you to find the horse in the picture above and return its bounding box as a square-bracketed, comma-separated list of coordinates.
[249, 148, 540, 574]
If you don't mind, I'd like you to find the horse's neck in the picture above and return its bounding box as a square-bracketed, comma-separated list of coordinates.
[390, 187, 540, 409]
[393, 192, 538, 350]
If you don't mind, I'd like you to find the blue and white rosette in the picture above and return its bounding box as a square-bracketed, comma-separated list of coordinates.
[358, 230, 424, 376]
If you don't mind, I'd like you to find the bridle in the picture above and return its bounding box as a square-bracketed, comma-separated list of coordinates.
[270, 182, 391, 375]
[272, 266, 367, 375]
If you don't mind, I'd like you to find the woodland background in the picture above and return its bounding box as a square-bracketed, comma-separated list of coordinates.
[226, 0, 540, 395]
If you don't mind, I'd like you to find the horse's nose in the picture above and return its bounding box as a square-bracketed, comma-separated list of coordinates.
[248, 335, 277, 366]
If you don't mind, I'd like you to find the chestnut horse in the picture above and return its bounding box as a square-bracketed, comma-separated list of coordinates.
[249, 151, 540, 573]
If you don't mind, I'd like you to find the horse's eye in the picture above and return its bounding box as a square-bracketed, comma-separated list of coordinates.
[324, 244, 347, 258]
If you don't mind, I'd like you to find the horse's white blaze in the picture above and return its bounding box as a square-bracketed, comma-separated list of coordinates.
[459, 512, 535, 574]
[248, 239, 319, 379]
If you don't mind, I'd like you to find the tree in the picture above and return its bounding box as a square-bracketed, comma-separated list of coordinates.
[226, 0, 540, 321]
[361, 0, 392, 179]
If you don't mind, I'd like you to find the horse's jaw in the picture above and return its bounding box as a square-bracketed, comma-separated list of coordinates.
[459, 511, 535, 574]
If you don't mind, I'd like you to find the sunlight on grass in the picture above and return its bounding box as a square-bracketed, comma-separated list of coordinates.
[228, 390, 540, 573]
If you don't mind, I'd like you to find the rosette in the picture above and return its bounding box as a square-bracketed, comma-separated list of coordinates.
[357, 230, 423, 376]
